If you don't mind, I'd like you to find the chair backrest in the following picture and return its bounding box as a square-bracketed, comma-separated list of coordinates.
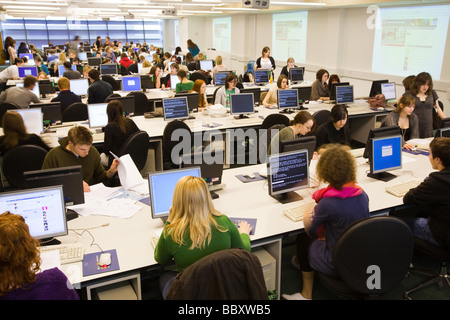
[101, 75, 120, 91]
[189, 72, 207, 83]
[62, 102, 88, 122]
[2, 145, 48, 188]
[162, 120, 192, 167]
[104, 93, 121, 102]
[261, 113, 290, 130]
[166, 248, 268, 300]
[126, 91, 150, 116]
[0, 102, 20, 128]
[213, 86, 222, 104]
[332, 216, 413, 296]
[187, 62, 197, 71]
[127, 63, 138, 74]
[312, 110, 331, 128]
[118, 130, 150, 172]
[120, 65, 130, 76]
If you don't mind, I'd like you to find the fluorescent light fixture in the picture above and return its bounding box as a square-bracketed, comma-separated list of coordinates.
[270, 1, 326, 6]
[213, 7, 260, 11]
[3, 5, 60, 9]
[0, 1, 68, 5]
[179, 10, 222, 14]
[119, 5, 174, 9]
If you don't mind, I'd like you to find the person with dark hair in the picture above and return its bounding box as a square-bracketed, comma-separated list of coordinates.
[186, 39, 200, 58]
[262, 74, 289, 108]
[311, 68, 330, 101]
[34, 55, 49, 76]
[87, 68, 113, 104]
[148, 65, 162, 89]
[0, 75, 40, 108]
[17, 42, 29, 54]
[62, 61, 81, 79]
[402, 75, 415, 92]
[0, 58, 24, 90]
[314, 104, 350, 151]
[175, 69, 194, 93]
[256, 46, 276, 71]
[214, 72, 240, 108]
[162, 62, 179, 89]
[327, 74, 341, 94]
[119, 52, 134, 69]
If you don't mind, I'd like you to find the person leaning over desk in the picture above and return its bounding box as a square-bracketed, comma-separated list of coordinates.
[0, 75, 41, 108]
[41, 126, 119, 192]
[0, 212, 79, 300]
[154, 176, 252, 299]
[87, 68, 113, 104]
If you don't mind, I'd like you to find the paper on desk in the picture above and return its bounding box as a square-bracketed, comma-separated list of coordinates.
[111, 152, 145, 190]
[407, 138, 431, 150]
[39, 250, 61, 271]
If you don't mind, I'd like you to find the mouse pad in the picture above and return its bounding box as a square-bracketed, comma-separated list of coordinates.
[82, 249, 120, 277]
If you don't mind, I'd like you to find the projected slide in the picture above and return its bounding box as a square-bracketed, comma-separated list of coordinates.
[272, 11, 308, 63]
[372, 5, 450, 80]
[213, 17, 231, 52]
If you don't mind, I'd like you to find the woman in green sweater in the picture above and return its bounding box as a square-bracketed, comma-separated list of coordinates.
[154, 175, 252, 299]
[175, 69, 194, 93]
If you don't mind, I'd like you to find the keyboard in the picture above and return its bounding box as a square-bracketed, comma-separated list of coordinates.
[283, 201, 316, 222]
[385, 180, 421, 197]
[39, 243, 84, 264]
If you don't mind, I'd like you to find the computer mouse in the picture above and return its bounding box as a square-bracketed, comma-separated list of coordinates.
[99, 252, 111, 266]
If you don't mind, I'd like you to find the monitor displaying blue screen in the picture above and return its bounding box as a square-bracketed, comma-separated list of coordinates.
[336, 85, 354, 104]
[371, 135, 402, 175]
[254, 69, 270, 85]
[162, 97, 189, 121]
[122, 76, 141, 92]
[18, 66, 38, 78]
[20, 53, 33, 61]
[278, 89, 299, 110]
[58, 64, 77, 76]
[148, 167, 201, 220]
[214, 72, 228, 86]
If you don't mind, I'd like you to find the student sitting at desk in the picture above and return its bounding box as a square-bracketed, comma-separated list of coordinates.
[314, 104, 350, 151]
[154, 176, 252, 299]
[51, 77, 82, 113]
[262, 74, 289, 108]
[0, 111, 51, 155]
[101, 100, 140, 166]
[139, 60, 151, 75]
[310, 68, 330, 101]
[189, 79, 209, 111]
[175, 69, 194, 94]
[119, 52, 134, 70]
[0, 75, 41, 108]
[214, 72, 240, 108]
[162, 62, 179, 89]
[211, 55, 227, 80]
[87, 68, 113, 104]
[381, 94, 419, 150]
[34, 55, 49, 76]
[62, 61, 81, 80]
[42, 126, 119, 192]
[148, 66, 162, 89]
[243, 60, 255, 83]
[0, 58, 24, 92]
[280, 57, 297, 79]
[52, 52, 67, 76]
[327, 74, 340, 95]
[0, 212, 80, 300]
[282, 144, 370, 300]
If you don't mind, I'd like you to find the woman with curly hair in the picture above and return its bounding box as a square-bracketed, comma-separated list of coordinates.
[0, 212, 79, 300]
[282, 144, 370, 300]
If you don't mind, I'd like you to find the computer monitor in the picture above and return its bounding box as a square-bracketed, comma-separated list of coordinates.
[111, 96, 135, 116]
[277, 89, 299, 113]
[78, 52, 87, 61]
[38, 79, 56, 98]
[175, 92, 199, 112]
[435, 127, 450, 138]
[297, 86, 312, 107]
[140, 75, 152, 92]
[330, 82, 350, 101]
[15, 108, 43, 135]
[70, 79, 89, 96]
[148, 167, 201, 221]
[335, 85, 354, 105]
[267, 149, 309, 204]
[87, 57, 102, 66]
[100, 63, 118, 76]
[368, 135, 402, 182]
[170, 74, 180, 90]
[381, 82, 396, 100]
[75, 64, 83, 74]
[214, 71, 228, 86]
[16, 82, 40, 98]
[58, 64, 77, 77]
[254, 69, 270, 85]
[137, 62, 143, 74]
[18, 66, 38, 78]
[363, 125, 402, 159]
[87, 103, 108, 128]
[83, 46, 91, 52]
[162, 97, 189, 121]
[280, 136, 316, 164]
[30, 102, 62, 126]
[369, 80, 389, 97]
[199, 60, 214, 71]
[240, 88, 261, 106]
[289, 67, 304, 84]
[24, 165, 84, 207]
[0, 185, 67, 244]
[439, 117, 450, 129]
[230, 93, 254, 119]
[19, 53, 34, 61]
[122, 76, 141, 92]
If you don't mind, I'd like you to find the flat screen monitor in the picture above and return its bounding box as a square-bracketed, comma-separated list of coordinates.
[280, 136, 316, 164]
[162, 97, 189, 121]
[87, 57, 102, 67]
[267, 149, 309, 204]
[16, 81, 40, 98]
[175, 92, 199, 112]
[83, 46, 91, 52]
[19, 53, 34, 61]
[15, 108, 43, 135]
[100, 63, 118, 75]
[369, 79, 389, 97]
[368, 135, 402, 181]
[277, 89, 299, 113]
[289, 67, 304, 84]
[170, 74, 180, 90]
[297, 86, 312, 104]
[363, 125, 402, 159]
[148, 167, 201, 221]
[240, 88, 261, 106]
[78, 52, 87, 61]
[0, 186, 67, 243]
[439, 117, 450, 129]
[230, 93, 254, 119]
[38, 79, 56, 97]
[122, 76, 141, 92]
[70, 79, 89, 96]
[87, 103, 108, 128]
[330, 82, 350, 101]
[24, 166, 84, 207]
[381, 82, 396, 100]
[137, 62, 143, 74]
[199, 60, 214, 71]
[140, 75, 152, 91]
[58, 64, 77, 77]
[214, 72, 228, 86]
[435, 127, 450, 138]
[336, 85, 354, 105]
[30, 102, 62, 125]
[111, 96, 135, 116]
[254, 69, 270, 85]
[18, 66, 38, 78]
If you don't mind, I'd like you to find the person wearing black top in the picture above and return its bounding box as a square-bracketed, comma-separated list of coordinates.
[62, 61, 81, 79]
[280, 57, 297, 79]
[51, 77, 82, 113]
[314, 104, 351, 151]
[87, 68, 113, 104]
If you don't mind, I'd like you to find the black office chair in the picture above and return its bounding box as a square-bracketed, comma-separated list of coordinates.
[2, 145, 48, 189]
[187, 62, 197, 71]
[166, 248, 268, 300]
[104, 93, 121, 103]
[102, 75, 120, 91]
[162, 120, 193, 169]
[126, 91, 150, 116]
[0, 102, 20, 127]
[118, 130, 150, 172]
[316, 216, 414, 300]
[212, 86, 222, 104]
[312, 110, 331, 128]
[189, 72, 207, 83]
[261, 113, 290, 130]
[120, 65, 130, 76]
[62, 102, 88, 122]
[127, 63, 138, 74]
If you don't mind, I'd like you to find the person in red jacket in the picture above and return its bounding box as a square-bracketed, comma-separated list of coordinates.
[119, 52, 134, 69]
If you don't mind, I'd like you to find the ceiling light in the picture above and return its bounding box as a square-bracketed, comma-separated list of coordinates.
[0, 1, 68, 5]
[179, 10, 222, 14]
[213, 7, 260, 11]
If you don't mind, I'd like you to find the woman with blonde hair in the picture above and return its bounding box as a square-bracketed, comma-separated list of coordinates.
[154, 176, 252, 299]
[211, 55, 227, 80]
[53, 52, 67, 75]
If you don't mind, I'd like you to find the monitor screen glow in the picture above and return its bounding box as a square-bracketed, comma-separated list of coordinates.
[214, 72, 228, 86]
[16, 82, 40, 98]
[18, 66, 38, 78]
[199, 60, 214, 71]
[69, 79, 89, 96]
[170, 74, 180, 90]
[87, 103, 108, 128]
[16, 108, 44, 135]
[289, 67, 304, 83]
[336, 85, 354, 104]
[162, 97, 189, 121]
[370, 135, 402, 177]
[122, 76, 141, 92]
[254, 69, 270, 85]
[381, 82, 396, 100]
[277, 89, 299, 110]
[58, 64, 77, 76]
[78, 52, 87, 60]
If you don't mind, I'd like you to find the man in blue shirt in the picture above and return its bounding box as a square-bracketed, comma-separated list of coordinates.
[51, 77, 82, 113]
[87, 68, 113, 104]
